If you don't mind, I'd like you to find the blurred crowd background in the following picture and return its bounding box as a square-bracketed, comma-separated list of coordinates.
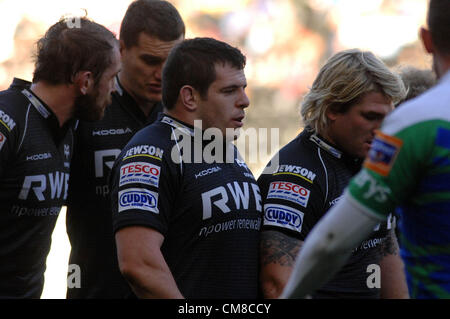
[0, 0, 432, 175]
[0, 0, 432, 299]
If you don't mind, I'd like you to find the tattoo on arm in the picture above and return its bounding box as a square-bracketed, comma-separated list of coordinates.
[381, 227, 399, 257]
[260, 230, 304, 267]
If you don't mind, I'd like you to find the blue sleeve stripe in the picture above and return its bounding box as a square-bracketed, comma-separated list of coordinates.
[436, 127, 450, 149]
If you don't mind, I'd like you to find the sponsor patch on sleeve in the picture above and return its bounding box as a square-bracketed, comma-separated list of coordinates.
[119, 162, 160, 187]
[0, 132, 6, 151]
[263, 203, 304, 233]
[364, 131, 403, 177]
[267, 181, 310, 207]
[118, 188, 159, 214]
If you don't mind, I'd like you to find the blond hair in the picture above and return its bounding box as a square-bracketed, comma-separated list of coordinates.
[301, 49, 406, 134]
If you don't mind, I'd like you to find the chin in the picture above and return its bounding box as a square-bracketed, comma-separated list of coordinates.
[145, 93, 162, 103]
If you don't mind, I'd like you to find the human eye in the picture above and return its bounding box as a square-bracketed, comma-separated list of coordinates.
[140, 55, 162, 66]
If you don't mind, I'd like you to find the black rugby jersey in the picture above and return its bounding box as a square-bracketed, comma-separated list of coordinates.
[258, 129, 395, 298]
[0, 78, 76, 298]
[66, 77, 162, 298]
[110, 115, 262, 298]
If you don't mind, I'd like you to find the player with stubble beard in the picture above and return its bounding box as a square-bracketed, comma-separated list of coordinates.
[0, 17, 120, 299]
[66, 0, 185, 299]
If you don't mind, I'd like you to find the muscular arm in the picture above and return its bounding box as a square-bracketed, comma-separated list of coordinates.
[115, 226, 184, 299]
[260, 230, 303, 298]
[379, 226, 409, 298]
[281, 193, 382, 298]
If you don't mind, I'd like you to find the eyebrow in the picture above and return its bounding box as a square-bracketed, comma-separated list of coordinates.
[140, 54, 164, 64]
[220, 83, 247, 91]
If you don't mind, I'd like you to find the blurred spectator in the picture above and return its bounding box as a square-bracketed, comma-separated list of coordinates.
[396, 66, 436, 106]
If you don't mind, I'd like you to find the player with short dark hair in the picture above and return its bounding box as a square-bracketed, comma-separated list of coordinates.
[110, 37, 261, 298]
[0, 17, 120, 298]
[66, 0, 185, 298]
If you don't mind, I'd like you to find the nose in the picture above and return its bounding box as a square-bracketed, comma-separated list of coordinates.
[238, 89, 250, 109]
[154, 63, 163, 81]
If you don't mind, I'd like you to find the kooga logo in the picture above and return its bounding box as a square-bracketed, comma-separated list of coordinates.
[92, 128, 132, 136]
[118, 188, 159, 214]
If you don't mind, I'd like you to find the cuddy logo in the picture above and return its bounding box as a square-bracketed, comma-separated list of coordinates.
[267, 181, 310, 207]
[264, 204, 304, 232]
[120, 162, 160, 187]
[118, 188, 159, 213]
[365, 131, 403, 177]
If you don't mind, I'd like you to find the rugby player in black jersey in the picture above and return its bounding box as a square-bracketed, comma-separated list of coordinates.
[259, 49, 409, 299]
[110, 37, 261, 298]
[66, 0, 185, 298]
[0, 17, 120, 298]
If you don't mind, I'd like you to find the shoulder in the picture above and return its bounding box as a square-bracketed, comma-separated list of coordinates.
[119, 122, 174, 164]
[0, 89, 30, 136]
[259, 131, 322, 184]
[0, 89, 29, 119]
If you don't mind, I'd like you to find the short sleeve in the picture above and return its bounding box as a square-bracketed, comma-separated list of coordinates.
[110, 144, 180, 235]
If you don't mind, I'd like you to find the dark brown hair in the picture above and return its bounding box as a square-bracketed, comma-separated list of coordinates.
[428, 0, 450, 55]
[119, 0, 185, 48]
[162, 37, 246, 110]
[33, 17, 118, 85]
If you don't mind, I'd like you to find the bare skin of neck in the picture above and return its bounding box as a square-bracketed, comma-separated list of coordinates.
[118, 73, 158, 117]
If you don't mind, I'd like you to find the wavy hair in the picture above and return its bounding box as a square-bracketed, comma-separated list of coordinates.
[301, 49, 406, 134]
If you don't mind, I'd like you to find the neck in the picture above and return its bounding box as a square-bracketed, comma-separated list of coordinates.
[118, 72, 157, 117]
[434, 53, 450, 79]
[30, 81, 75, 127]
[165, 107, 195, 127]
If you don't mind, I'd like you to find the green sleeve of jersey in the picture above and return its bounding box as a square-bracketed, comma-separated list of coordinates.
[348, 120, 448, 219]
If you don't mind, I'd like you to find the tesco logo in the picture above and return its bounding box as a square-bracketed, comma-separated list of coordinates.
[267, 181, 311, 207]
[269, 181, 309, 196]
[119, 162, 161, 187]
[121, 162, 160, 176]
[118, 188, 159, 213]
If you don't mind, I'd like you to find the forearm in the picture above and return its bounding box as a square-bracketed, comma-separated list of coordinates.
[260, 230, 302, 298]
[380, 227, 409, 298]
[116, 226, 184, 299]
[122, 261, 183, 299]
[281, 193, 382, 298]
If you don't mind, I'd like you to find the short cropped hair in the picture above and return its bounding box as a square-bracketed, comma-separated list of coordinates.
[428, 0, 450, 56]
[397, 66, 436, 106]
[162, 37, 246, 110]
[33, 17, 117, 85]
[301, 49, 406, 134]
[120, 0, 185, 48]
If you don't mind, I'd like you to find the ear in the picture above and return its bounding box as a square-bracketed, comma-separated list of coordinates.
[119, 39, 127, 56]
[325, 106, 338, 122]
[420, 27, 434, 54]
[73, 71, 93, 95]
[179, 85, 199, 112]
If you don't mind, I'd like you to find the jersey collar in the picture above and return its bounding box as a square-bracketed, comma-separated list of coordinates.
[114, 76, 162, 125]
[309, 133, 343, 159]
[160, 114, 195, 137]
[21, 88, 51, 118]
[21, 88, 76, 145]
